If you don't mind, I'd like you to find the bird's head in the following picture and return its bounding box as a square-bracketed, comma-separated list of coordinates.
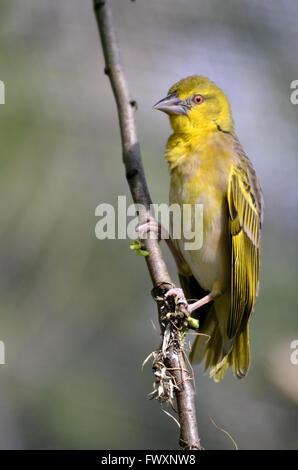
[153, 75, 234, 135]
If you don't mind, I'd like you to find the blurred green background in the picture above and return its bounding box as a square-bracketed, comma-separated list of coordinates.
[0, 0, 297, 450]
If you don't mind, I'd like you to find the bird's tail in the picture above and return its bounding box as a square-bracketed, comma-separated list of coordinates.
[190, 307, 250, 382]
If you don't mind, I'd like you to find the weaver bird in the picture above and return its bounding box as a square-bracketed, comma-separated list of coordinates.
[153, 75, 263, 382]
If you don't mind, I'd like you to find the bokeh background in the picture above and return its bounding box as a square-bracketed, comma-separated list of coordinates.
[0, 0, 297, 450]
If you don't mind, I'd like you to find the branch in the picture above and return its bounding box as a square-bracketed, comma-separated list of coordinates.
[93, 0, 201, 450]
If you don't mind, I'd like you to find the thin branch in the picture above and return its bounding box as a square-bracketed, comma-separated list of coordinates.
[93, 0, 201, 450]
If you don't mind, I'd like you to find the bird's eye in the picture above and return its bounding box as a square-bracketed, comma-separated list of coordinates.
[193, 94, 204, 105]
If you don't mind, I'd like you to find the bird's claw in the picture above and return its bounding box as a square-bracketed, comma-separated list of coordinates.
[163, 288, 200, 329]
[136, 215, 168, 241]
[164, 287, 190, 318]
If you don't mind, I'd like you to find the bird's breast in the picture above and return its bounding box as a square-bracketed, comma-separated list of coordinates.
[169, 141, 234, 293]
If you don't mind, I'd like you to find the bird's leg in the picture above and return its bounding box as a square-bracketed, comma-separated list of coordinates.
[187, 291, 216, 313]
[137, 216, 215, 321]
[166, 237, 189, 276]
[136, 215, 187, 274]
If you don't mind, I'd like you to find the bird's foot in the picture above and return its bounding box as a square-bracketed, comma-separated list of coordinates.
[165, 288, 187, 311]
[136, 216, 188, 275]
[165, 288, 215, 314]
[163, 288, 216, 329]
[136, 215, 168, 241]
[163, 288, 199, 330]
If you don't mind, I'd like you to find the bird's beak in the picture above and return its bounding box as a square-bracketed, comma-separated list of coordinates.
[153, 92, 189, 115]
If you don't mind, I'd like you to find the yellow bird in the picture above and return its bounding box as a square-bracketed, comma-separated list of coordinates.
[153, 75, 263, 382]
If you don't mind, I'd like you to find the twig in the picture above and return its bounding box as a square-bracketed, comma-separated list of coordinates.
[93, 0, 201, 450]
[210, 417, 238, 450]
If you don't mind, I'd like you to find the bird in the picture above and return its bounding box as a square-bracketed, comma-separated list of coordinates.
[153, 75, 263, 382]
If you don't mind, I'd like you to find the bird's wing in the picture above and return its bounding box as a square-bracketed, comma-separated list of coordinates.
[227, 142, 264, 338]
